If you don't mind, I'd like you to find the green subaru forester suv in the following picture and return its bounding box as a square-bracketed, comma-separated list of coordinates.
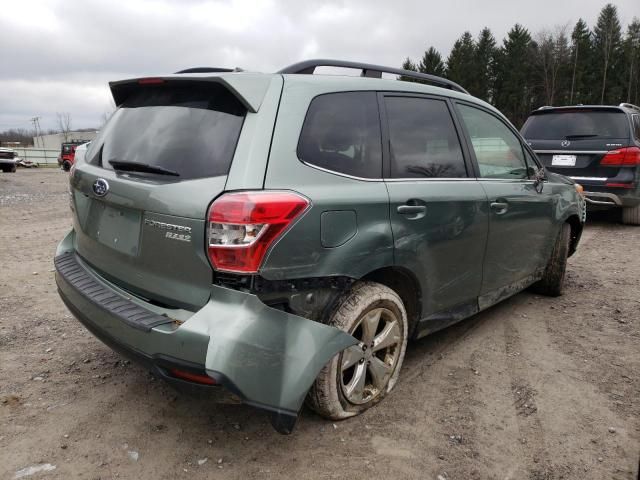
[55, 60, 585, 433]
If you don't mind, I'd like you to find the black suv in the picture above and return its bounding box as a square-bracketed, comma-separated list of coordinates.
[521, 104, 640, 224]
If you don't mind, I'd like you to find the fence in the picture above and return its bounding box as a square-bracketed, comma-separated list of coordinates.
[13, 147, 59, 166]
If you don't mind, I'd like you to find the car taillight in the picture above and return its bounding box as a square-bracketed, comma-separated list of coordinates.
[206, 191, 310, 273]
[600, 146, 640, 166]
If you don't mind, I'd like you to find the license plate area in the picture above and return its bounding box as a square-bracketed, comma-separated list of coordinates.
[84, 199, 141, 256]
[551, 154, 577, 167]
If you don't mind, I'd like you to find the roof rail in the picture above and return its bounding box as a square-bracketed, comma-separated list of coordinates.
[619, 102, 640, 111]
[277, 59, 469, 94]
[537, 105, 553, 110]
[174, 67, 243, 74]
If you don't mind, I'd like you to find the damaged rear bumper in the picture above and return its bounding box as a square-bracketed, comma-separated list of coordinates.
[54, 231, 356, 433]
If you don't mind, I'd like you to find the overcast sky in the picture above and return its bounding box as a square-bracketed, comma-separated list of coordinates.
[2, 0, 638, 132]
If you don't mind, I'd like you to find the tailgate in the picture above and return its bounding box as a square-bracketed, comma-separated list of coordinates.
[67, 76, 279, 309]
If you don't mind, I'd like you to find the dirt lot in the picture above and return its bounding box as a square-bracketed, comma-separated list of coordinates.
[1, 168, 639, 480]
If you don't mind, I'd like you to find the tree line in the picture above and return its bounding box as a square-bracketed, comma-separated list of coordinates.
[401, 3, 640, 127]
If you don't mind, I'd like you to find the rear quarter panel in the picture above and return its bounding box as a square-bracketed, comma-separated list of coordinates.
[261, 78, 393, 280]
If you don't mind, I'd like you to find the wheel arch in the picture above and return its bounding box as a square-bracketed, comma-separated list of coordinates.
[564, 214, 583, 257]
[361, 266, 422, 338]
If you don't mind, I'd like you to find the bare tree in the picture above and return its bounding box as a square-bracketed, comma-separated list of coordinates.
[56, 112, 72, 142]
[536, 25, 571, 105]
[99, 99, 117, 127]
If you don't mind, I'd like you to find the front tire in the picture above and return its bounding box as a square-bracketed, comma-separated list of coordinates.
[622, 205, 640, 225]
[307, 281, 408, 420]
[531, 223, 570, 297]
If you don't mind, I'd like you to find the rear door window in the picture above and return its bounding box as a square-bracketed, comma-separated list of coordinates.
[384, 96, 467, 178]
[522, 110, 629, 140]
[297, 92, 382, 179]
[457, 104, 528, 179]
[88, 82, 246, 180]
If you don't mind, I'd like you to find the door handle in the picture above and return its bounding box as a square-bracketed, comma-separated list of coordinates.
[490, 201, 509, 214]
[397, 205, 427, 215]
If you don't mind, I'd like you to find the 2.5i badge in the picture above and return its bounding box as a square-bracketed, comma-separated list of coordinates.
[144, 218, 192, 243]
[165, 231, 191, 242]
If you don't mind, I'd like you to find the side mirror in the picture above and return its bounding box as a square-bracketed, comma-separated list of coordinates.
[533, 167, 546, 192]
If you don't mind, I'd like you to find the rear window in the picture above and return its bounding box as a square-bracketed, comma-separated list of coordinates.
[297, 91, 382, 179]
[88, 82, 246, 180]
[0, 150, 15, 159]
[522, 110, 629, 140]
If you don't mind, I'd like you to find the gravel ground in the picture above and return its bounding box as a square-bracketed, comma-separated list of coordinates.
[1, 168, 639, 480]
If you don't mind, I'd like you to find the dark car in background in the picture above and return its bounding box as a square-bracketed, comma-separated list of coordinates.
[0, 148, 18, 173]
[521, 103, 640, 225]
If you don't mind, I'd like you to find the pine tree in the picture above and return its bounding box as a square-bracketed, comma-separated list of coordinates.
[622, 18, 640, 104]
[474, 28, 497, 102]
[446, 32, 477, 91]
[569, 19, 595, 104]
[418, 47, 446, 77]
[493, 24, 537, 127]
[400, 57, 419, 82]
[593, 3, 623, 104]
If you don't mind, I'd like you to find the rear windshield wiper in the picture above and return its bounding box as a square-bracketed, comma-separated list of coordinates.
[563, 134, 598, 139]
[109, 160, 180, 177]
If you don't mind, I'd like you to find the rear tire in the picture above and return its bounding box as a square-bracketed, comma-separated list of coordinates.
[306, 281, 408, 420]
[10, 164, 16, 173]
[531, 223, 570, 297]
[622, 205, 640, 225]
[62, 161, 71, 172]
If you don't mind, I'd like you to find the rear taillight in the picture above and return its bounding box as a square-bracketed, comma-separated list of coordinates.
[206, 191, 310, 273]
[600, 147, 640, 166]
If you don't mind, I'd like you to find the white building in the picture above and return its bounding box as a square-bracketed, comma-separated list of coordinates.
[33, 131, 98, 150]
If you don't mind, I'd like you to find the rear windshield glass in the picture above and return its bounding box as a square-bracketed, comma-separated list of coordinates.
[88, 82, 246, 179]
[522, 110, 629, 140]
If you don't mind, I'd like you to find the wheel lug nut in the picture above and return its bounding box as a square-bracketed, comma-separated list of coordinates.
[359, 358, 365, 364]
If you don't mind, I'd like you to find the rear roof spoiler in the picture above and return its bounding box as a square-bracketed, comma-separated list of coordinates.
[530, 105, 627, 114]
[109, 73, 274, 113]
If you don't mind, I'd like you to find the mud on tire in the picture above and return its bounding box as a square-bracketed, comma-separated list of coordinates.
[531, 223, 570, 297]
[306, 281, 408, 420]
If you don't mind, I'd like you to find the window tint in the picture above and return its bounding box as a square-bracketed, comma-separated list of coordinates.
[458, 104, 528, 179]
[89, 82, 246, 180]
[521, 110, 629, 139]
[385, 97, 466, 178]
[298, 92, 382, 179]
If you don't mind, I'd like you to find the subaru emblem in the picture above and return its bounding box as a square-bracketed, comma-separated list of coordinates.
[561, 140, 570, 147]
[92, 178, 109, 197]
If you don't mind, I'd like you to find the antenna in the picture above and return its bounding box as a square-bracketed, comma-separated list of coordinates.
[30, 117, 43, 148]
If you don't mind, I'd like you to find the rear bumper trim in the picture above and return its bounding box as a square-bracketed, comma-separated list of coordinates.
[583, 191, 622, 206]
[55, 252, 173, 332]
[570, 176, 607, 182]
